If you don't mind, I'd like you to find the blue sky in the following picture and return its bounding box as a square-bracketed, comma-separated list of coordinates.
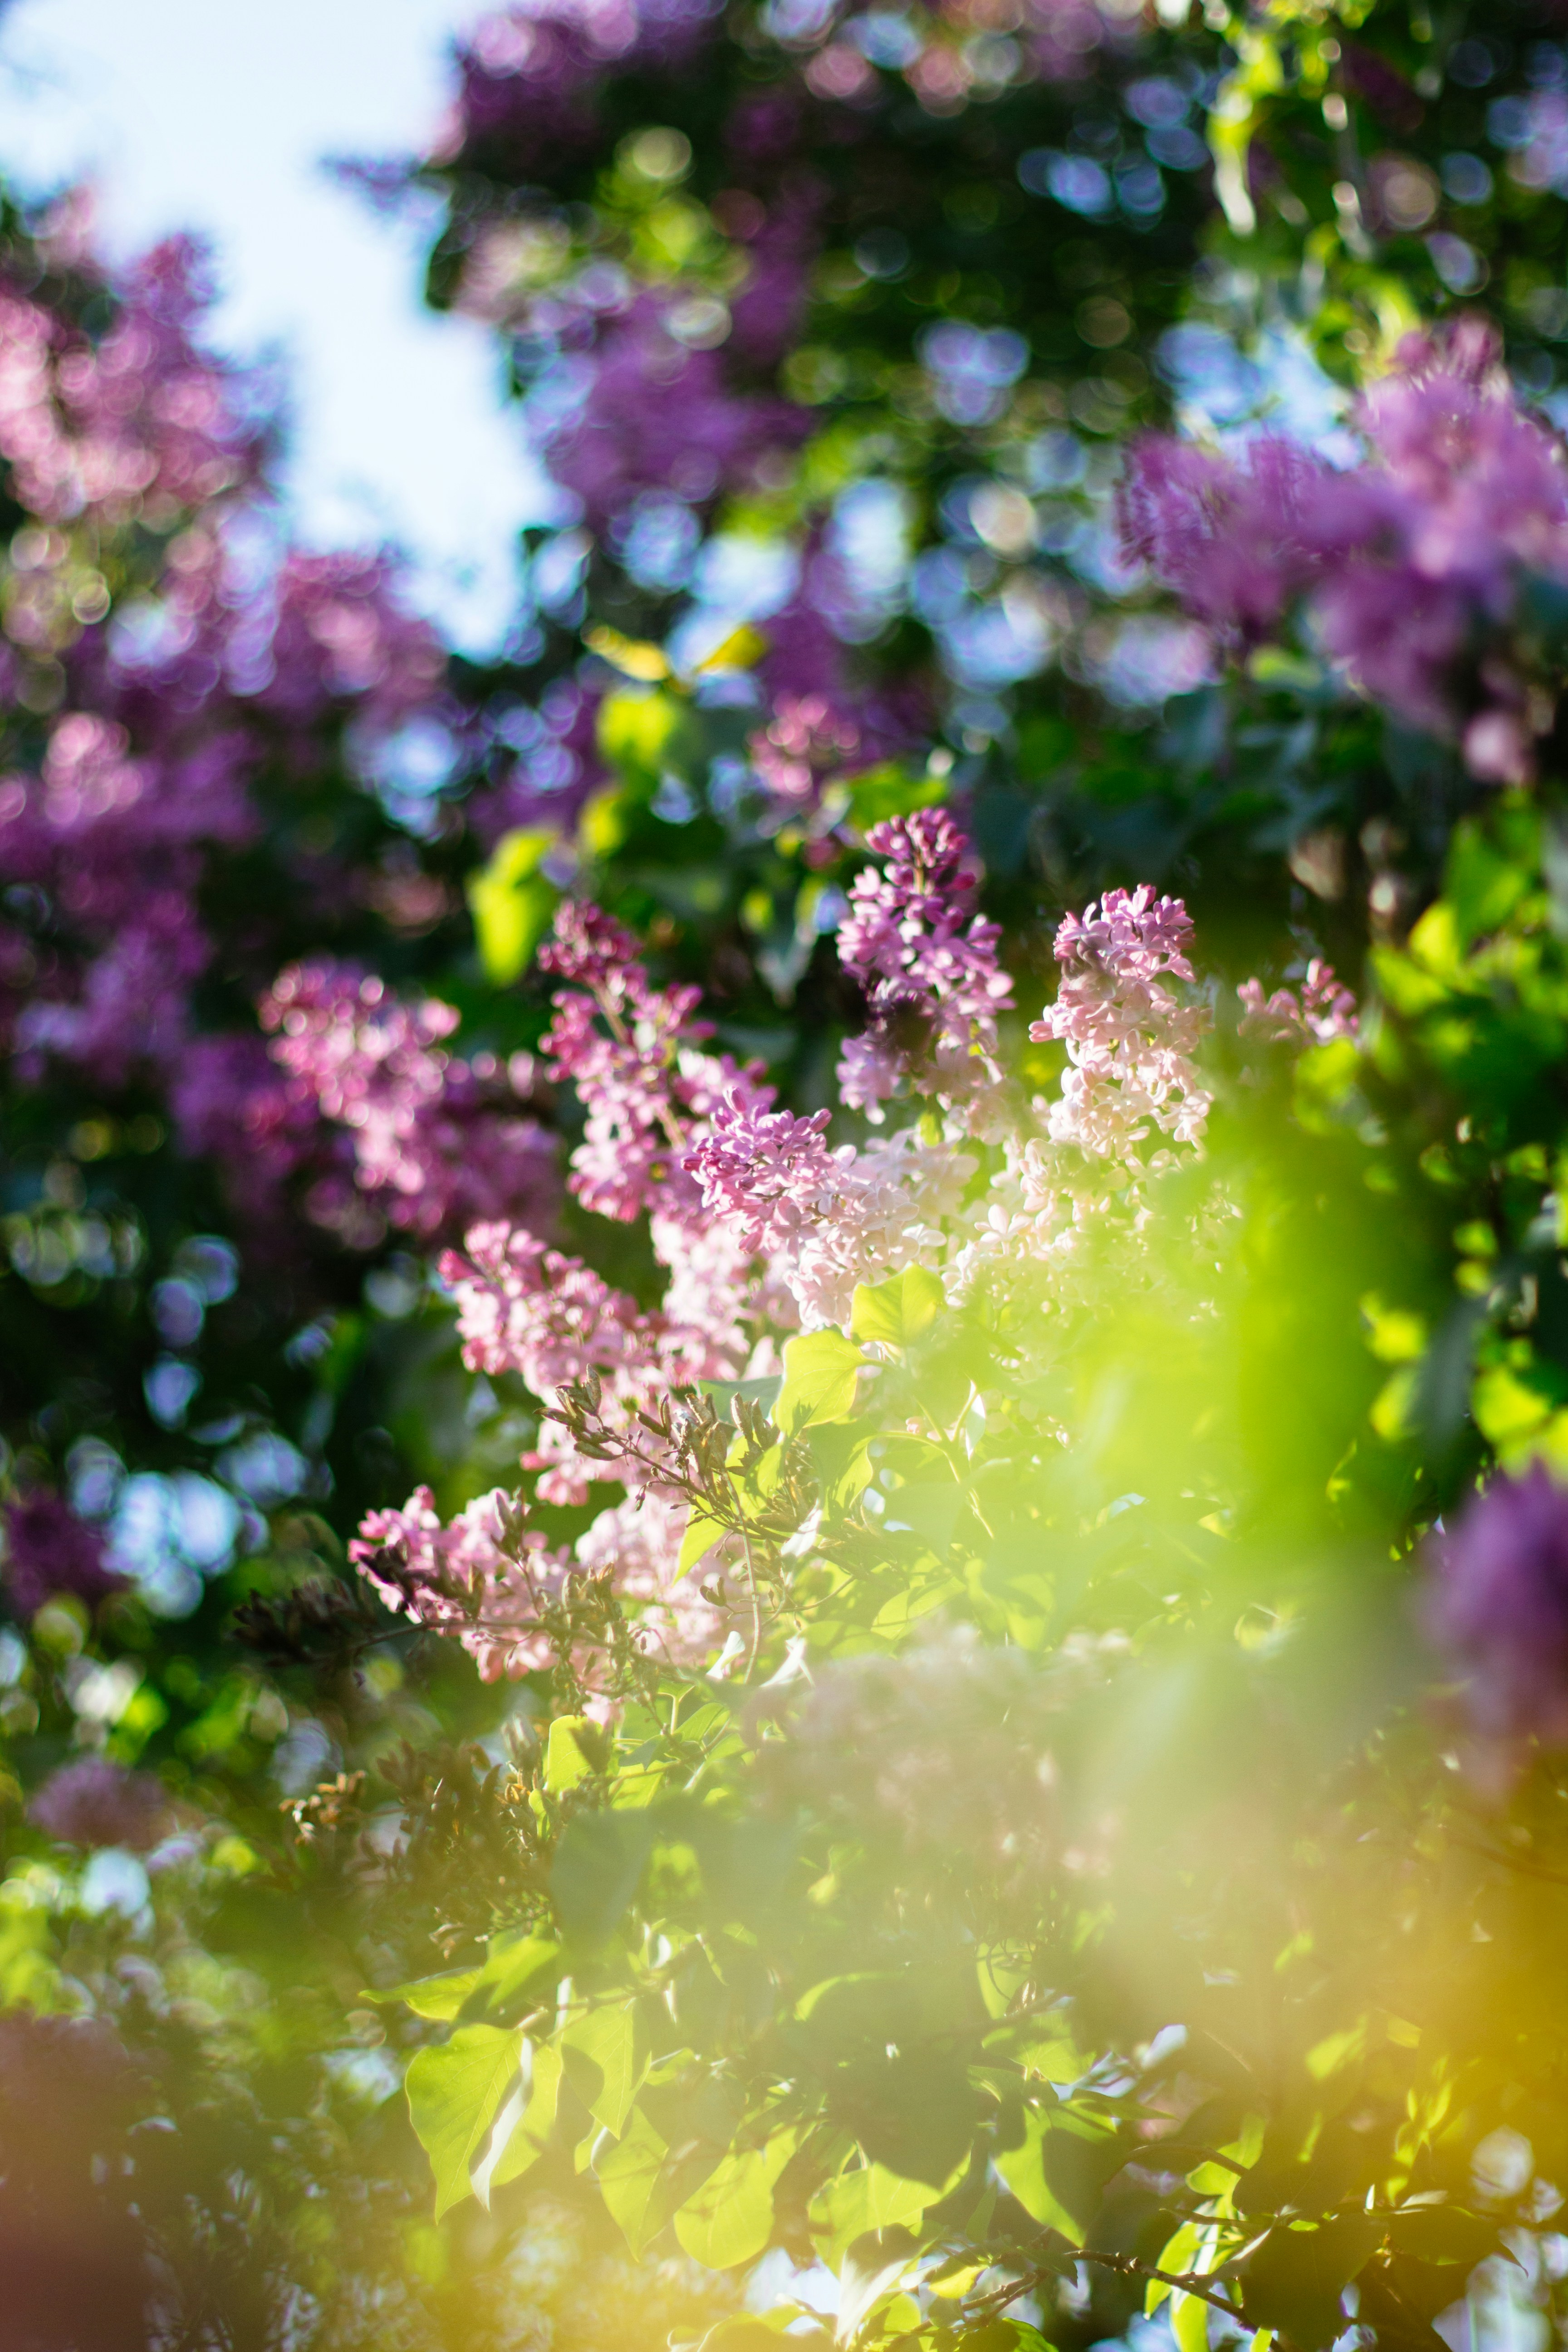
[0, 0, 549, 652]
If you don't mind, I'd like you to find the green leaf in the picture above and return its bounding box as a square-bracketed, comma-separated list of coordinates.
[1169, 2288, 1211, 2352]
[544, 1716, 603, 1796]
[597, 685, 697, 789]
[466, 828, 561, 985]
[774, 1329, 867, 1436]
[363, 1967, 480, 2021]
[843, 761, 944, 831]
[552, 1808, 656, 1950]
[1240, 2217, 1381, 2352]
[850, 1265, 945, 1348]
[675, 2128, 800, 2270]
[679, 1504, 730, 1574]
[404, 2024, 524, 2220]
[456, 1931, 562, 2027]
[598, 2101, 675, 2257]
[815, 2161, 931, 2250]
[699, 1374, 784, 1424]
[835, 2228, 919, 2347]
[995, 2103, 1130, 2245]
[585, 624, 672, 681]
[489, 2042, 563, 2195]
[694, 622, 768, 673]
[1385, 2207, 1508, 2268]
[561, 1996, 654, 2136]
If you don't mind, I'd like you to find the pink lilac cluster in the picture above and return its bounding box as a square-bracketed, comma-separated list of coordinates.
[255, 962, 559, 1244]
[835, 808, 1015, 1122]
[1237, 960, 1358, 1045]
[28, 1759, 168, 1852]
[541, 291, 808, 531]
[441, 1221, 744, 1508]
[689, 1107, 969, 1327]
[0, 235, 266, 528]
[1427, 1464, 1568, 1754]
[538, 900, 770, 1222]
[1030, 886, 1210, 1160]
[1121, 320, 1568, 782]
[438, 0, 721, 174]
[1, 1493, 123, 1618]
[352, 847, 1209, 1677]
[351, 1485, 573, 1683]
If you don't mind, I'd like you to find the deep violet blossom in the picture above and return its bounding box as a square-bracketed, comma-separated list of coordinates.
[1428, 1464, 1568, 1747]
[1121, 321, 1568, 777]
[1, 1493, 122, 1617]
[440, 0, 723, 176]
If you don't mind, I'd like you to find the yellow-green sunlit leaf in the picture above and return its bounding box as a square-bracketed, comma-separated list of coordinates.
[404, 2022, 524, 2218]
[850, 1264, 945, 1348]
[466, 826, 560, 985]
[774, 1328, 867, 1435]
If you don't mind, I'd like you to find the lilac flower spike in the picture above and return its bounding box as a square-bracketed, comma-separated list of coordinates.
[1031, 885, 1210, 1159]
[1121, 318, 1568, 779]
[836, 808, 1015, 1122]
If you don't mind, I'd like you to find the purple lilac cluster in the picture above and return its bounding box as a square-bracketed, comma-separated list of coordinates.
[1030, 885, 1210, 1160]
[0, 235, 266, 528]
[353, 841, 1216, 1681]
[1121, 320, 1568, 782]
[1428, 1464, 1568, 1753]
[0, 217, 451, 1117]
[835, 809, 1015, 1122]
[437, 0, 722, 175]
[539, 292, 809, 534]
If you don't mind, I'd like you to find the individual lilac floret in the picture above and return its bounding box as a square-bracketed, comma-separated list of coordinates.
[1238, 960, 1359, 1045]
[29, 1759, 168, 1852]
[836, 809, 1014, 1123]
[1030, 885, 1210, 1160]
[1, 1492, 123, 1617]
[1428, 1464, 1568, 1748]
